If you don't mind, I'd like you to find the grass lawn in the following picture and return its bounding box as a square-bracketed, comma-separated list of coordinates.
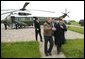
[61, 39, 84, 58]
[1, 41, 41, 58]
[70, 22, 80, 26]
[68, 26, 84, 34]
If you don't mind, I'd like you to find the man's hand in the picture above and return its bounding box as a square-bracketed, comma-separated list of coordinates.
[60, 26, 63, 29]
[52, 27, 56, 31]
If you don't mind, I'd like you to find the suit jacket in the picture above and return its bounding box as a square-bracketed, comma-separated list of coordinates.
[34, 20, 41, 31]
[43, 21, 53, 36]
[54, 22, 67, 45]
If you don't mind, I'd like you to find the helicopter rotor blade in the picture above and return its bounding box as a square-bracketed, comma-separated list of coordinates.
[61, 12, 65, 14]
[67, 11, 70, 14]
[1, 10, 19, 15]
[25, 10, 31, 12]
[29, 9, 55, 13]
[1, 12, 12, 15]
[1, 9, 18, 11]
[22, 2, 29, 10]
[65, 9, 67, 13]
[67, 15, 70, 18]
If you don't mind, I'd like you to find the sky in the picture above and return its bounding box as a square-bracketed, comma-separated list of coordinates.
[1, 1, 84, 21]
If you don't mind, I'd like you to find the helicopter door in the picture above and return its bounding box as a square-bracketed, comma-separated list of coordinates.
[11, 16, 15, 29]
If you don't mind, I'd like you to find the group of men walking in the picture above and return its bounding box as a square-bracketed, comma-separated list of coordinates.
[3, 16, 67, 56]
[33, 17, 67, 56]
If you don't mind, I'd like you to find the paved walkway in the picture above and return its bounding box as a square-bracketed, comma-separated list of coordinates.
[39, 41, 66, 58]
[1, 24, 84, 42]
[65, 30, 84, 39]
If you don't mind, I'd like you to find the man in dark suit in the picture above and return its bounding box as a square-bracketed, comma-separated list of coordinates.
[15, 23, 18, 29]
[33, 17, 43, 42]
[53, 18, 67, 54]
[3, 21, 7, 30]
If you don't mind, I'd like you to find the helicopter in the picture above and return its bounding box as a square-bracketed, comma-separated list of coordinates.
[1, 2, 56, 29]
[1, 2, 70, 29]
